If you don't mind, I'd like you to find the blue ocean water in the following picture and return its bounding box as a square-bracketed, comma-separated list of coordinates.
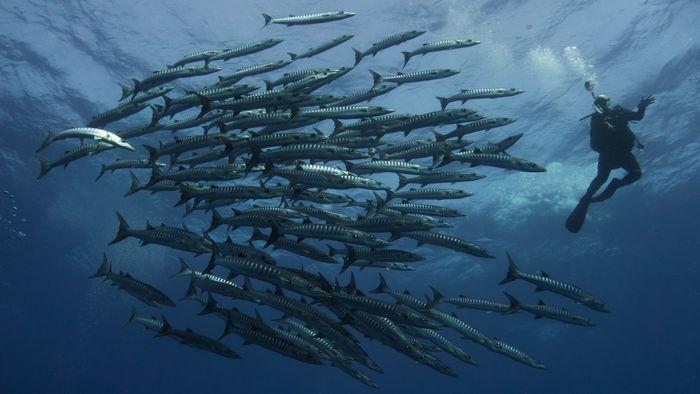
[1, 0, 699, 393]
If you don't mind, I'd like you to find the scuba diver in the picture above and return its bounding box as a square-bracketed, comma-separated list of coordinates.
[566, 84, 655, 233]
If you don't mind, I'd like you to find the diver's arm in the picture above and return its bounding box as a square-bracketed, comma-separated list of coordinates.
[623, 95, 656, 121]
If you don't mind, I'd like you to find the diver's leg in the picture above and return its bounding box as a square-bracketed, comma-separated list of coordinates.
[618, 153, 642, 185]
[583, 155, 612, 200]
[591, 153, 640, 202]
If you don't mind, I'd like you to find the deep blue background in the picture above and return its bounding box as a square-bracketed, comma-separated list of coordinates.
[1, 1, 699, 393]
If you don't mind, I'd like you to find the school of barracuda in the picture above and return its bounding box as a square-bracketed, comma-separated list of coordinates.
[37, 10, 608, 388]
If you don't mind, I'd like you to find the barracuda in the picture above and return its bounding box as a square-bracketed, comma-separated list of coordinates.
[264, 68, 340, 89]
[373, 199, 464, 217]
[427, 309, 494, 349]
[329, 82, 397, 106]
[295, 105, 393, 120]
[215, 236, 277, 266]
[323, 135, 381, 149]
[118, 86, 174, 105]
[174, 258, 259, 303]
[487, 338, 547, 370]
[123, 171, 208, 197]
[418, 328, 477, 365]
[148, 163, 245, 185]
[206, 210, 293, 233]
[264, 162, 389, 191]
[386, 188, 473, 201]
[369, 274, 433, 312]
[204, 248, 329, 299]
[143, 132, 238, 163]
[500, 253, 609, 312]
[157, 110, 227, 133]
[249, 228, 337, 264]
[384, 108, 483, 136]
[442, 151, 546, 172]
[155, 315, 241, 359]
[335, 215, 434, 235]
[344, 160, 433, 175]
[210, 110, 288, 133]
[370, 68, 460, 87]
[116, 122, 165, 140]
[378, 210, 453, 228]
[288, 34, 354, 60]
[396, 171, 484, 190]
[327, 244, 425, 263]
[95, 158, 165, 181]
[37, 141, 115, 179]
[176, 183, 285, 206]
[158, 84, 259, 118]
[429, 286, 510, 313]
[403, 231, 494, 258]
[250, 144, 368, 167]
[109, 213, 213, 254]
[435, 117, 517, 141]
[267, 220, 389, 247]
[325, 283, 440, 328]
[123, 64, 221, 101]
[382, 137, 472, 162]
[170, 147, 229, 167]
[287, 203, 353, 223]
[332, 114, 413, 134]
[402, 39, 481, 68]
[167, 49, 225, 68]
[378, 138, 434, 154]
[87, 101, 152, 128]
[90, 254, 175, 308]
[503, 292, 595, 326]
[353, 29, 425, 65]
[213, 59, 294, 87]
[208, 38, 284, 62]
[38, 127, 134, 152]
[199, 91, 311, 117]
[226, 318, 324, 365]
[278, 316, 379, 388]
[263, 11, 356, 27]
[437, 87, 524, 110]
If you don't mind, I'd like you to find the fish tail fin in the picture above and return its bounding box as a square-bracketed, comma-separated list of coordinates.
[264, 222, 281, 248]
[129, 79, 141, 101]
[123, 171, 143, 197]
[353, 48, 363, 66]
[433, 128, 446, 143]
[249, 227, 266, 243]
[142, 144, 158, 164]
[199, 293, 218, 316]
[327, 245, 339, 257]
[428, 285, 444, 307]
[125, 306, 138, 327]
[119, 82, 132, 101]
[202, 250, 217, 274]
[368, 69, 382, 86]
[174, 185, 193, 207]
[503, 292, 521, 314]
[401, 51, 411, 68]
[205, 209, 222, 234]
[437, 97, 449, 110]
[373, 191, 386, 211]
[90, 253, 112, 278]
[396, 173, 408, 191]
[37, 157, 52, 179]
[340, 256, 354, 274]
[262, 13, 272, 27]
[36, 132, 53, 152]
[369, 272, 388, 294]
[95, 164, 107, 181]
[108, 212, 131, 245]
[263, 79, 274, 91]
[499, 252, 520, 285]
[172, 258, 193, 278]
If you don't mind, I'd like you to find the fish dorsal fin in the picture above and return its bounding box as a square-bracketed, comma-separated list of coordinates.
[539, 271, 550, 278]
[302, 218, 312, 224]
[402, 290, 410, 295]
[146, 220, 155, 230]
[534, 287, 544, 292]
[275, 286, 285, 296]
[451, 312, 459, 318]
[459, 294, 466, 298]
[185, 328, 194, 333]
[473, 147, 482, 154]
[538, 299, 546, 305]
[299, 297, 308, 304]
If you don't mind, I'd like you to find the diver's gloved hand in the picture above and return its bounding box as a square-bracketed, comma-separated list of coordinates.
[639, 95, 655, 109]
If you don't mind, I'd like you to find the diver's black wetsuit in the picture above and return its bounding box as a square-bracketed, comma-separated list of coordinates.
[584, 104, 646, 202]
